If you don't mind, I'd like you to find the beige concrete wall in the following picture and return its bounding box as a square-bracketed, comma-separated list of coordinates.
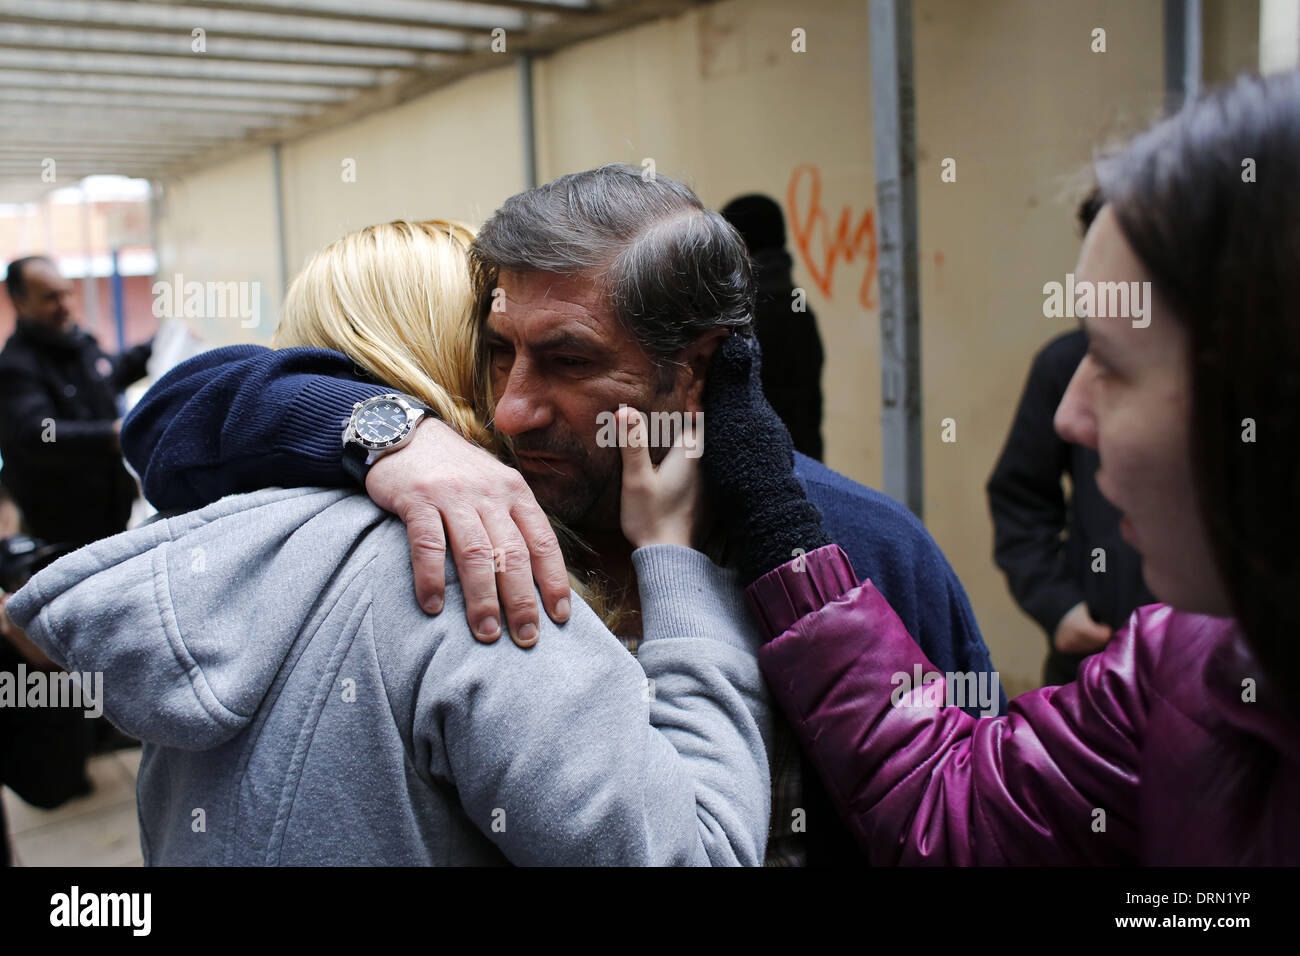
[916, 0, 1164, 695]
[279, 66, 526, 283]
[150, 0, 1261, 696]
[153, 67, 525, 347]
[1206, 0, 1264, 80]
[1260, 0, 1300, 72]
[153, 148, 281, 345]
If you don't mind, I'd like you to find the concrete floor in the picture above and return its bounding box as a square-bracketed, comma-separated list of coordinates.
[2, 747, 143, 866]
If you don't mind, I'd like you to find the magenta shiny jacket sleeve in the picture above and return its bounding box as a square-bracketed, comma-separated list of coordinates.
[748, 544, 1152, 865]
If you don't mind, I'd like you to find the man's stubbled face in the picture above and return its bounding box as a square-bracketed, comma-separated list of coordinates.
[484, 269, 691, 533]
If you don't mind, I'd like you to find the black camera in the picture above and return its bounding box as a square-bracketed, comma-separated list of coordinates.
[0, 535, 73, 594]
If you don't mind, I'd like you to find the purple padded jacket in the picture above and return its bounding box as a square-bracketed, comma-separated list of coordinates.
[747, 544, 1300, 865]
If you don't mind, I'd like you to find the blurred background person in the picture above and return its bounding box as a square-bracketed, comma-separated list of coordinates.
[0, 486, 88, 868]
[721, 194, 825, 460]
[0, 256, 153, 550]
[986, 190, 1155, 686]
[0, 486, 18, 539]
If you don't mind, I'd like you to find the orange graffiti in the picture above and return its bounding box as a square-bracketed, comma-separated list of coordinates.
[787, 164, 878, 309]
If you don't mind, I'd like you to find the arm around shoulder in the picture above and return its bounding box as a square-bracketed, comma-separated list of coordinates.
[122, 344, 387, 510]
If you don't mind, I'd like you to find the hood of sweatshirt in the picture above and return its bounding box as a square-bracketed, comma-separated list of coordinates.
[7, 487, 385, 751]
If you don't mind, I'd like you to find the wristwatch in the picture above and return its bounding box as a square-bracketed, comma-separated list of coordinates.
[341, 392, 435, 484]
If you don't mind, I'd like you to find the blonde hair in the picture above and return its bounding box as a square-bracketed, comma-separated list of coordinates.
[274, 219, 497, 454]
[273, 219, 626, 630]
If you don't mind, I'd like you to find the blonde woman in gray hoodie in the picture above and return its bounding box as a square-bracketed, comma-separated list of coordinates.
[6, 219, 773, 866]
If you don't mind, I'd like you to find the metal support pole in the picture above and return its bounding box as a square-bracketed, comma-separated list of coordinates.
[110, 247, 125, 353]
[270, 142, 289, 303]
[1165, 0, 1203, 113]
[869, 0, 923, 518]
[519, 53, 537, 190]
[79, 184, 100, 336]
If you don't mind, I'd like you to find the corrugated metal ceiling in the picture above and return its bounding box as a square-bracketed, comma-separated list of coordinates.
[0, 0, 700, 201]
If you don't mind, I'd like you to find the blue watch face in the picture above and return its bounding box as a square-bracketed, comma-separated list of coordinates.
[357, 400, 406, 444]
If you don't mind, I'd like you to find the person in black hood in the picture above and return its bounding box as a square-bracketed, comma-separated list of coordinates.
[721, 195, 825, 460]
[0, 256, 152, 549]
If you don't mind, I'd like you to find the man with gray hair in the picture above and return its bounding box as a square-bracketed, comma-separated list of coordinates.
[122, 163, 1001, 865]
[465, 166, 752, 531]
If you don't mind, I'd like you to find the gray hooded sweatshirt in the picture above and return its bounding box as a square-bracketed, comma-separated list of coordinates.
[7, 486, 773, 866]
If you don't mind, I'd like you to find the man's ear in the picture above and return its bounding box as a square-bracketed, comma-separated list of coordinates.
[681, 328, 731, 413]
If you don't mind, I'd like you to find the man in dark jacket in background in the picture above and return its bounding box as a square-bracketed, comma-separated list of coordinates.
[721, 194, 825, 460]
[0, 258, 147, 837]
[986, 193, 1154, 685]
[0, 256, 152, 549]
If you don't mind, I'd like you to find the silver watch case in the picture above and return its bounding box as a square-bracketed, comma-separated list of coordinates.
[341, 392, 431, 462]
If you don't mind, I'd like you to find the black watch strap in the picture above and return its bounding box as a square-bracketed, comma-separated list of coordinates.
[341, 440, 371, 486]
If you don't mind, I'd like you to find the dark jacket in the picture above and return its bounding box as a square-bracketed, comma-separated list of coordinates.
[986, 330, 1154, 684]
[752, 249, 824, 461]
[750, 543, 1299, 865]
[0, 319, 151, 548]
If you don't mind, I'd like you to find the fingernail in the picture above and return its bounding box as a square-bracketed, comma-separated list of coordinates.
[555, 598, 570, 620]
[517, 622, 538, 645]
[425, 597, 444, 615]
[477, 617, 499, 638]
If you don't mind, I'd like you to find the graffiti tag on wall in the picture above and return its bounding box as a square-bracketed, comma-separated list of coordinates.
[787, 163, 878, 309]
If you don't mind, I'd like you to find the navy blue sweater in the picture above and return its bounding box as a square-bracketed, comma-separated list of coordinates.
[123, 344, 1003, 714]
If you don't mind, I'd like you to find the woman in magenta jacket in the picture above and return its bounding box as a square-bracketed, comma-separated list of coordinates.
[697, 71, 1300, 865]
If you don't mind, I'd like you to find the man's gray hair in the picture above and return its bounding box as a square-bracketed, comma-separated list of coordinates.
[470, 163, 755, 377]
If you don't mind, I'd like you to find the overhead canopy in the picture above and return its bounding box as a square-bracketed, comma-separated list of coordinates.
[0, 0, 699, 202]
